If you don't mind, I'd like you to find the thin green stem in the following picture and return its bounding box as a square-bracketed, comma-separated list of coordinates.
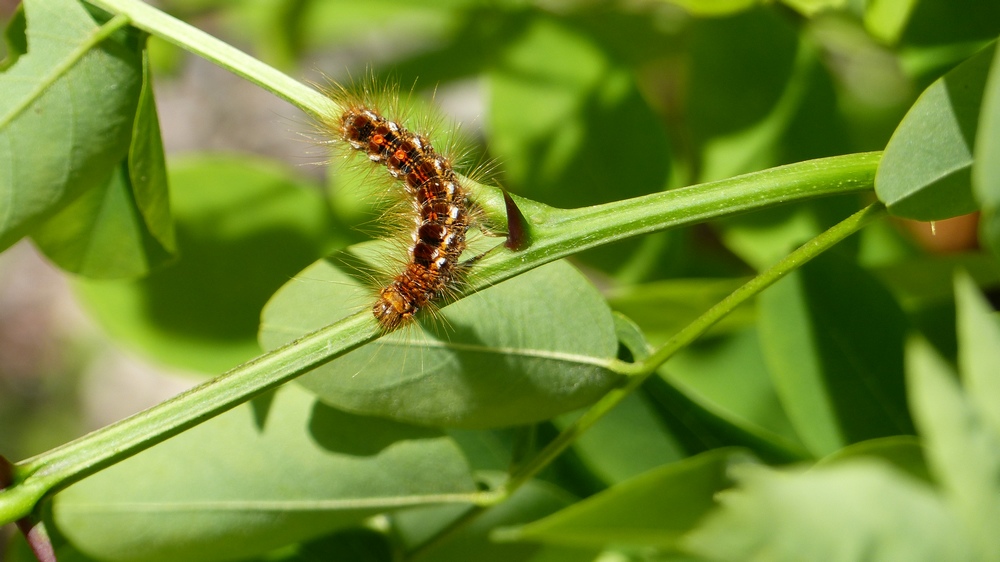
[407, 203, 887, 558]
[84, 0, 332, 119]
[505, 203, 886, 491]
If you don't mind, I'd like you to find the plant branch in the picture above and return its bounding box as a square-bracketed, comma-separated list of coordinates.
[0, 148, 882, 525]
[505, 203, 888, 491]
[84, 0, 332, 119]
[406, 203, 887, 559]
[0, 0, 883, 533]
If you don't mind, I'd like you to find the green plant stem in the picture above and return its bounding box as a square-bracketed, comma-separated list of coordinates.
[463, 152, 881, 293]
[84, 0, 332, 119]
[0, 313, 380, 524]
[408, 203, 888, 559]
[0, 0, 882, 530]
[0, 152, 882, 526]
[508, 203, 888, 489]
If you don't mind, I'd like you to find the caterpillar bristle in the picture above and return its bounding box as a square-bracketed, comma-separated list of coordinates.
[316, 75, 484, 331]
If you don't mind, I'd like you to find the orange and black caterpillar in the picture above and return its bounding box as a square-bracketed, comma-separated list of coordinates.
[339, 107, 472, 330]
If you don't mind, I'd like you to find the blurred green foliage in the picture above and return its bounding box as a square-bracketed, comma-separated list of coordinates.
[3, 0, 1000, 561]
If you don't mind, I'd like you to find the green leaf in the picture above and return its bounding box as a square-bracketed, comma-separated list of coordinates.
[974, 41, 1000, 256]
[31, 159, 171, 278]
[481, 10, 678, 276]
[74, 155, 342, 374]
[758, 250, 914, 456]
[280, 528, 394, 562]
[955, 273, 1000, 435]
[0, 0, 143, 252]
[780, 0, 846, 17]
[863, 0, 919, 44]
[553, 314, 683, 484]
[557, 392, 685, 485]
[659, 0, 759, 17]
[31, 46, 174, 279]
[393, 479, 578, 562]
[259, 246, 621, 428]
[487, 14, 670, 208]
[494, 449, 751, 549]
[906, 335, 1000, 559]
[684, 460, 971, 562]
[52, 385, 476, 562]
[606, 277, 754, 344]
[686, 8, 802, 181]
[664, 328, 807, 457]
[868, 0, 1000, 46]
[876, 43, 996, 220]
[128, 49, 175, 255]
[817, 435, 931, 484]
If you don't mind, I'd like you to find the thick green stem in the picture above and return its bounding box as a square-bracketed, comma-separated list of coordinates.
[0, 313, 379, 524]
[0, 153, 880, 526]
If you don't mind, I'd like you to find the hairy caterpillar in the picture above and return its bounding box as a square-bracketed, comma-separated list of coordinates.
[321, 84, 479, 331]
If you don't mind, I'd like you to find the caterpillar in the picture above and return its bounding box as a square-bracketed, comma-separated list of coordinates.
[334, 104, 473, 331]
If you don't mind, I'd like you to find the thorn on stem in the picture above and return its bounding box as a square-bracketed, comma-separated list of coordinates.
[502, 190, 530, 251]
[0, 455, 12, 489]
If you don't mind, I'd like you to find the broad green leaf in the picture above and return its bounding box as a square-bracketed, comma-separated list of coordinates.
[393, 479, 577, 562]
[874, 0, 1000, 46]
[606, 278, 754, 344]
[276, 528, 394, 562]
[664, 328, 807, 458]
[955, 273, 1000, 435]
[906, 336, 1000, 559]
[863, 0, 919, 44]
[869, 253, 1000, 361]
[31, 48, 174, 279]
[641, 372, 805, 463]
[31, 158, 172, 278]
[487, 14, 670, 275]
[557, 392, 685, 485]
[489, 16, 669, 206]
[686, 8, 803, 181]
[684, 460, 971, 562]
[494, 449, 751, 549]
[259, 247, 621, 428]
[876, 43, 995, 220]
[52, 385, 476, 562]
[75, 155, 342, 374]
[0, 0, 143, 252]
[974, 40, 1000, 256]
[758, 250, 914, 457]
[817, 435, 931, 484]
[873, 253, 1000, 309]
[780, 0, 846, 17]
[554, 313, 683, 484]
[659, 0, 759, 17]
